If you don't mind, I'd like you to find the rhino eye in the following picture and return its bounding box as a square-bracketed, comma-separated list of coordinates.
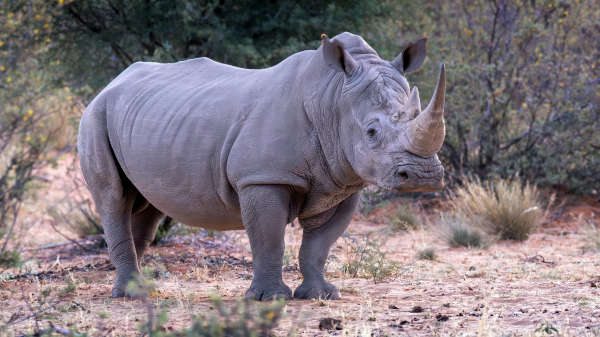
[367, 128, 377, 138]
[365, 123, 382, 146]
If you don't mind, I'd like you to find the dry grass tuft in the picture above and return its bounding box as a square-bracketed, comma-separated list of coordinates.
[439, 214, 485, 248]
[449, 178, 552, 241]
[582, 221, 600, 253]
[387, 204, 420, 231]
[416, 247, 436, 260]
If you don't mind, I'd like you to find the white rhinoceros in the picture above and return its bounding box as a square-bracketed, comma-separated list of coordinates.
[78, 32, 446, 300]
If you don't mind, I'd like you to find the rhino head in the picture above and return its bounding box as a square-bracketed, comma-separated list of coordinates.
[317, 33, 445, 192]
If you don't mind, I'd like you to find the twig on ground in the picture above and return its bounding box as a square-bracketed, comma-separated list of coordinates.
[23, 236, 104, 251]
[47, 220, 102, 253]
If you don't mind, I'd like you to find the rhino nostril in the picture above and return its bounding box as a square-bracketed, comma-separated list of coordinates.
[395, 170, 409, 180]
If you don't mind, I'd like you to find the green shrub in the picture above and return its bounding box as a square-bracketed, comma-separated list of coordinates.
[449, 178, 550, 241]
[0, 249, 21, 268]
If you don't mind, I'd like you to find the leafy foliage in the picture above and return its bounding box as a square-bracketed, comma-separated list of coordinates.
[0, 1, 78, 252]
[44, 0, 390, 92]
[404, 0, 599, 193]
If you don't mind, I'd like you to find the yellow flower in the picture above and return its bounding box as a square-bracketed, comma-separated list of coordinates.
[41, 136, 47, 142]
[8, 12, 14, 18]
[0, 41, 4, 47]
[33, 29, 39, 34]
[559, 82, 565, 87]
[559, 18, 563, 24]
[56, 60, 60, 65]
[522, 103, 527, 108]
[0, 65, 4, 71]
[23, 115, 28, 121]
[65, 87, 70, 92]
[495, 113, 500, 119]
[266, 311, 275, 320]
[35, 14, 41, 20]
[28, 109, 33, 116]
[25, 135, 31, 142]
[564, 10, 568, 16]
[538, 53, 543, 58]
[6, 76, 11, 83]
[59, 0, 64, 4]
[45, 38, 51, 43]
[44, 23, 49, 28]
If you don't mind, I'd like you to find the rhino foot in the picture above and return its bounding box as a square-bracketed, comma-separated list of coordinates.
[293, 280, 340, 300]
[244, 281, 292, 301]
[111, 285, 146, 299]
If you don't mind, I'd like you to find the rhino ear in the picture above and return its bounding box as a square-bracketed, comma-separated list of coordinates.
[391, 37, 427, 73]
[321, 35, 358, 75]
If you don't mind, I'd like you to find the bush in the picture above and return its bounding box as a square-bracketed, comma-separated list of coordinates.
[439, 214, 484, 248]
[341, 232, 399, 283]
[387, 204, 420, 231]
[449, 178, 550, 241]
[0, 249, 21, 268]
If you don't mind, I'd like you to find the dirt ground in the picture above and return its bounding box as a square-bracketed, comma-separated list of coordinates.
[1, 158, 599, 336]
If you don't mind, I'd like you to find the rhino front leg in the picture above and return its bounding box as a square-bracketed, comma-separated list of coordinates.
[240, 185, 292, 301]
[295, 193, 359, 300]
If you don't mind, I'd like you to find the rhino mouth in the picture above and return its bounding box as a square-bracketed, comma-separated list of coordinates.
[379, 162, 445, 192]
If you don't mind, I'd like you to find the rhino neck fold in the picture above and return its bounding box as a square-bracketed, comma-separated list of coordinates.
[302, 68, 363, 189]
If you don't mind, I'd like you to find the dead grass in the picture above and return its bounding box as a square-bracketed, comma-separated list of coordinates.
[450, 178, 553, 241]
[439, 213, 485, 248]
[582, 221, 600, 253]
[387, 204, 420, 231]
[2, 158, 599, 336]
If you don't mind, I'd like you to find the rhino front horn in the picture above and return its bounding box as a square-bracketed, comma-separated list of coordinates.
[404, 63, 446, 157]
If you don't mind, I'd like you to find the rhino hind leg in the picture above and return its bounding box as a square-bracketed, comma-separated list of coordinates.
[78, 104, 142, 298]
[295, 194, 359, 300]
[132, 201, 164, 270]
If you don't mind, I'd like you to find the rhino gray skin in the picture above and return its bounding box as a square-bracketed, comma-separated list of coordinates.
[78, 32, 446, 300]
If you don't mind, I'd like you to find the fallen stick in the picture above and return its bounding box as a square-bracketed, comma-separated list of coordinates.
[23, 237, 105, 251]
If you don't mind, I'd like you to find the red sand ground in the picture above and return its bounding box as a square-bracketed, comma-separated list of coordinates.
[0, 157, 599, 336]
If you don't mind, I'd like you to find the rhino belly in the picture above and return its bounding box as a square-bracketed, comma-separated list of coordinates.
[131, 170, 243, 230]
[114, 130, 244, 230]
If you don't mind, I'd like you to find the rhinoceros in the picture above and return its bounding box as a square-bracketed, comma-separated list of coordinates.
[78, 32, 446, 300]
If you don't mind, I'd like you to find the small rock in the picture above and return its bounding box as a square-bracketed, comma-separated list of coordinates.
[388, 304, 399, 310]
[410, 305, 424, 313]
[442, 303, 450, 308]
[436, 314, 449, 322]
[319, 318, 343, 330]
